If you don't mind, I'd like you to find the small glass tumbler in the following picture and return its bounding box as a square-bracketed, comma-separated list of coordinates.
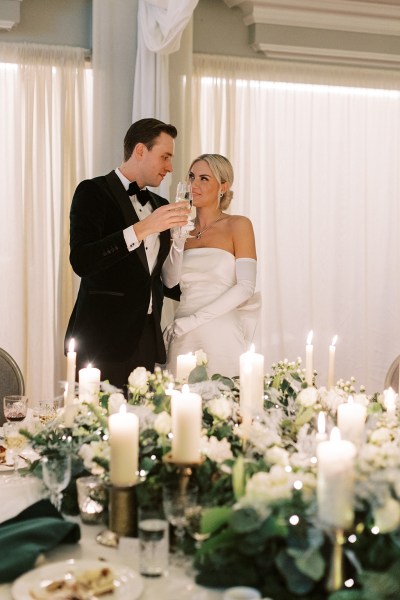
[76, 476, 106, 524]
[138, 507, 169, 577]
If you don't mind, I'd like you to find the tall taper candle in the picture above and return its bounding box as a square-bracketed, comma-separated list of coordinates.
[306, 330, 314, 387]
[327, 335, 338, 390]
[317, 427, 356, 529]
[239, 345, 264, 418]
[66, 338, 76, 405]
[109, 404, 139, 486]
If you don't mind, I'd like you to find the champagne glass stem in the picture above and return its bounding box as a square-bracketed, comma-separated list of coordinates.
[173, 525, 186, 565]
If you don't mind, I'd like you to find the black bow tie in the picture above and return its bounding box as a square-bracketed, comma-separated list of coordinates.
[127, 181, 150, 207]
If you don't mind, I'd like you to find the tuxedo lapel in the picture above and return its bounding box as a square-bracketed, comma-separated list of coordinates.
[105, 171, 149, 273]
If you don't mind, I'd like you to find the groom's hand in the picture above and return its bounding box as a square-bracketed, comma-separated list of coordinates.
[134, 201, 190, 241]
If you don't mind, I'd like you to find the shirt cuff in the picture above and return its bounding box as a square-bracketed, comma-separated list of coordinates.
[123, 225, 141, 251]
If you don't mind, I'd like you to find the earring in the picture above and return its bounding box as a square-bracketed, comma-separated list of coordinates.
[219, 192, 223, 198]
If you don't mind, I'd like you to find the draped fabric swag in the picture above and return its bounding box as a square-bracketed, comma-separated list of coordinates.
[0, 42, 91, 404]
[191, 54, 400, 391]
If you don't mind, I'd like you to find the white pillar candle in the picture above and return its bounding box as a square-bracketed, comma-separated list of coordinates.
[305, 330, 314, 387]
[327, 335, 338, 390]
[109, 405, 139, 487]
[317, 427, 356, 529]
[316, 411, 328, 444]
[176, 352, 196, 381]
[79, 364, 101, 405]
[239, 345, 264, 418]
[337, 395, 366, 447]
[66, 338, 76, 405]
[171, 384, 202, 463]
[383, 387, 397, 417]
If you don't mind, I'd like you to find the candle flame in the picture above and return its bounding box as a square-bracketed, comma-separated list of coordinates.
[87, 363, 92, 369]
[330, 426, 341, 442]
[250, 343, 255, 353]
[317, 411, 326, 434]
[182, 384, 189, 394]
[119, 403, 127, 414]
[331, 335, 338, 347]
[348, 395, 354, 404]
[384, 387, 397, 409]
[68, 338, 75, 352]
[306, 330, 313, 345]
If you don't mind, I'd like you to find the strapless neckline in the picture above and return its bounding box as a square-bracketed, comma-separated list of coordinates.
[184, 247, 235, 258]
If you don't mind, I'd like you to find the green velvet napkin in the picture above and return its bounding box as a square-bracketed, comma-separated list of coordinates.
[0, 499, 81, 583]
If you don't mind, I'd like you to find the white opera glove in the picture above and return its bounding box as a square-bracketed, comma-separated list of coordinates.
[161, 227, 192, 288]
[171, 258, 257, 339]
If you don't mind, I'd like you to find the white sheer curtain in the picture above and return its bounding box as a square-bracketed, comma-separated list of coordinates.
[0, 43, 91, 405]
[192, 54, 400, 392]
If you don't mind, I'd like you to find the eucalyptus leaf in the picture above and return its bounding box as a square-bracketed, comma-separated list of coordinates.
[287, 546, 325, 580]
[201, 505, 232, 534]
[188, 365, 208, 383]
[275, 549, 315, 595]
[229, 507, 260, 534]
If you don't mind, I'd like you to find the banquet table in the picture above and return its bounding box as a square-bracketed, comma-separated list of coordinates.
[0, 475, 224, 600]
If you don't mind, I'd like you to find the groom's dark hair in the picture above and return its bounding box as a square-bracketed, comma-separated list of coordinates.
[124, 118, 177, 161]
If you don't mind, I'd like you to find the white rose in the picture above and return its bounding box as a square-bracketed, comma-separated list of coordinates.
[108, 393, 126, 415]
[195, 349, 208, 366]
[374, 497, 400, 533]
[154, 411, 172, 436]
[207, 397, 232, 421]
[200, 435, 233, 463]
[245, 466, 294, 504]
[265, 446, 289, 467]
[128, 367, 149, 393]
[297, 387, 318, 408]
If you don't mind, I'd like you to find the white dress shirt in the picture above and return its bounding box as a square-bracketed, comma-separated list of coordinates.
[115, 168, 160, 313]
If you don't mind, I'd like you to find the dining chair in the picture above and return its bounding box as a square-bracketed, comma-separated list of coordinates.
[0, 347, 25, 425]
[384, 355, 400, 394]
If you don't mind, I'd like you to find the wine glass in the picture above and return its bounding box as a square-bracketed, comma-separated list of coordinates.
[3, 422, 27, 477]
[162, 480, 198, 565]
[42, 454, 71, 512]
[175, 181, 195, 238]
[3, 395, 28, 422]
[185, 504, 211, 549]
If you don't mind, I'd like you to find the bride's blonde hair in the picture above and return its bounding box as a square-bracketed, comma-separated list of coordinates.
[189, 154, 234, 210]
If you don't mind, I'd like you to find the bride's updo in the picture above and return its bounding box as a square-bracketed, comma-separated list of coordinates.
[189, 154, 234, 210]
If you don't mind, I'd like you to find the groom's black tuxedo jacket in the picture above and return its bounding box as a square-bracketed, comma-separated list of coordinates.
[65, 170, 173, 365]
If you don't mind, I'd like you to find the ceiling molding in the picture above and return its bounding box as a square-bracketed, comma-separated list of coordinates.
[0, 0, 22, 30]
[223, 0, 400, 67]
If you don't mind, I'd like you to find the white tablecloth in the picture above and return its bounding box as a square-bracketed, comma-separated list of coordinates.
[0, 475, 224, 600]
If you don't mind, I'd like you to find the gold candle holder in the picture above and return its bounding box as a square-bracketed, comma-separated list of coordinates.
[326, 528, 345, 592]
[96, 479, 143, 547]
[163, 451, 204, 492]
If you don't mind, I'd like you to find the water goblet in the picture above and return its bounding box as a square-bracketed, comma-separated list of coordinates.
[3, 395, 28, 423]
[162, 480, 198, 565]
[185, 503, 211, 549]
[42, 454, 71, 512]
[36, 398, 57, 425]
[3, 421, 27, 477]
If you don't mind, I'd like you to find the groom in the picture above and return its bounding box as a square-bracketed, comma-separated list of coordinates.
[65, 118, 189, 388]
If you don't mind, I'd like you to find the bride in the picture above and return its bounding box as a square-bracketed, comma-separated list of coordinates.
[162, 153, 259, 378]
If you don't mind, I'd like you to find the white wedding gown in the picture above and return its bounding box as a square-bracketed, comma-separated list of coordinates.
[166, 248, 260, 379]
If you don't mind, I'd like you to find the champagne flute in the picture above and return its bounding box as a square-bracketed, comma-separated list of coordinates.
[42, 454, 71, 512]
[3, 395, 28, 423]
[162, 480, 198, 565]
[3, 422, 27, 477]
[175, 181, 195, 238]
[185, 504, 211, 548]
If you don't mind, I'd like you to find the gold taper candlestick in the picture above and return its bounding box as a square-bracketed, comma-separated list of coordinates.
[326, 528, 345, 592]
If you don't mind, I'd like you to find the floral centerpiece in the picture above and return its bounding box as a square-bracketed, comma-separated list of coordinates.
[21, 354, 400, 600]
